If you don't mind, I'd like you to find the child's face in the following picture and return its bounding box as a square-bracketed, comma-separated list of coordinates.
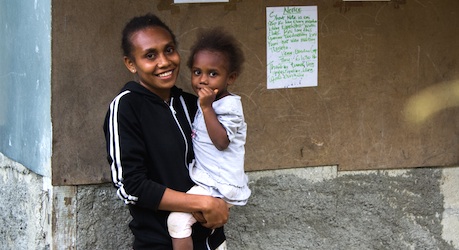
[124, 27, 180, 98]
[190, 50, 236, 99]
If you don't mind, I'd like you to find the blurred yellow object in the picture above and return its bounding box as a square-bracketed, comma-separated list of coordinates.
[404, 80, 459, 124]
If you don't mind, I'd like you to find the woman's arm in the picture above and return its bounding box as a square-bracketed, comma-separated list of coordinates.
[158, 188, 229, 229]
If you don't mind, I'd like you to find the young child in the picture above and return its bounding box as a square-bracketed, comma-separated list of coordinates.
[167, 28, 251, 250]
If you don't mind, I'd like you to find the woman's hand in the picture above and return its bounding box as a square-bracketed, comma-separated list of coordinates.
[192, 211, 206, 224]
[159, 188, 229, 229]
[199, 196, 229, 229]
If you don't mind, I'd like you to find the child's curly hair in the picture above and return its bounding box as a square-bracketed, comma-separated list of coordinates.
[187, 27, 245, 76]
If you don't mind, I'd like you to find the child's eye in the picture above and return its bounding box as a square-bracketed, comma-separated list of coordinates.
[209, 71, 218, 77]
[193, 69, 201, 76]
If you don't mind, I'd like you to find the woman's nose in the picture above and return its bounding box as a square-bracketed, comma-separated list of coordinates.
[157, 53, 171, 68]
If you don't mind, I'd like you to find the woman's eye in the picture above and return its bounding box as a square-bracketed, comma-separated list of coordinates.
[166, 47, 175, 54]
[146, 53, 156, 59]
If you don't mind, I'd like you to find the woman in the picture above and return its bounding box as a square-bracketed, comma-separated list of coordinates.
[103, 13, 228, 249]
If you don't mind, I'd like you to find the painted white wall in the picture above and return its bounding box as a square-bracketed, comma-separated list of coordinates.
[0, 0, 52, 177]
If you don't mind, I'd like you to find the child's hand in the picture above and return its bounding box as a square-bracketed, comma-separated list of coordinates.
[198, 87, 218, 109]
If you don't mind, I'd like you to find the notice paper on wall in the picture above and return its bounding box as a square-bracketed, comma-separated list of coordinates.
[266, 6, 318, 89]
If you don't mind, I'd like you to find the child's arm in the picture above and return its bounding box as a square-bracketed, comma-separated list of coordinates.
[198, 87, 230, 150]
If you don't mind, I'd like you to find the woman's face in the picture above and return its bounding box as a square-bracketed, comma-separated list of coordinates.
[124, 26, 180, 100]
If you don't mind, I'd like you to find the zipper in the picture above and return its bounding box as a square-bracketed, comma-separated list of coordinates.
[170, 97, 217, 248]
[205, 229, 216, 250]
[168, 97, 190, 170]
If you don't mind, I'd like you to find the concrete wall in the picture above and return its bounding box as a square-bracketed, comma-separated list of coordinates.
[0, 153, 52, 249]
[227, 167, 459, 249]
[2, 152, 458, 249]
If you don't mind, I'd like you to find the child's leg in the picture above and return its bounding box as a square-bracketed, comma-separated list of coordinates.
[171, 237, 193, 250]
[167, 211, 195, 250]
[167, 185, 212, 250]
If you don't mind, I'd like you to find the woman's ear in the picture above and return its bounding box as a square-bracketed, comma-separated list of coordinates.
[124, 56, 136, 74]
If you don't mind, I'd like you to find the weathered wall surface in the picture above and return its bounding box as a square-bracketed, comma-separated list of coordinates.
[51, 0, 459, 185]
[75, 185, 132, 249]
[2, 153, 458, 249]
[227, 167, 459, 249]
[75, 166, 459, 249]
[0, 153, 52, 249]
